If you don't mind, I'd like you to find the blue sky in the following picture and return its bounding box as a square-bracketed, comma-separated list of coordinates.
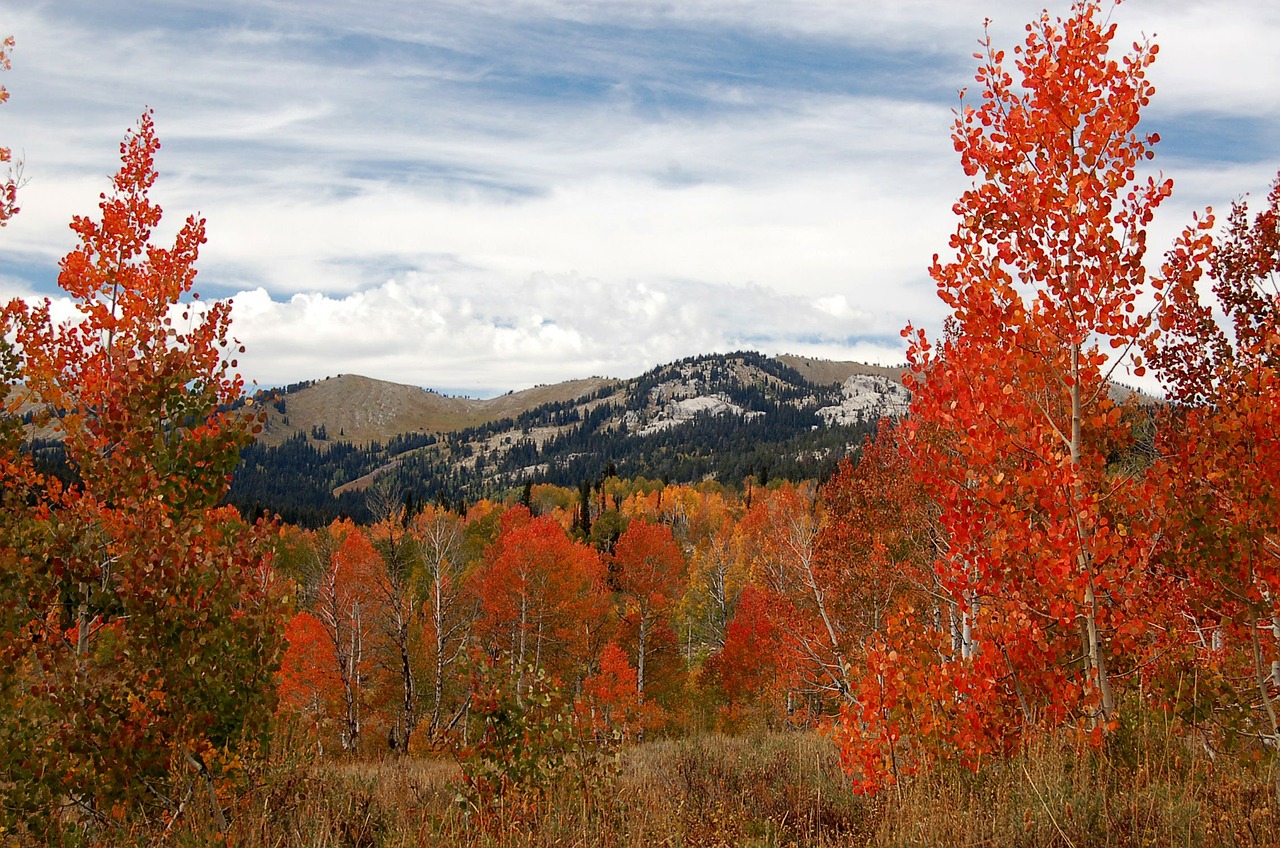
[1, 0, 1277, 394]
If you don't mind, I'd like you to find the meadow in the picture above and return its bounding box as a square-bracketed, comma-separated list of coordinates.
[141, 722, 1277, 847]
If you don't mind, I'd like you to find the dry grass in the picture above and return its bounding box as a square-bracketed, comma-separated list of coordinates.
[91, 720, 1280, 847]
[876, 721, 1280, 848]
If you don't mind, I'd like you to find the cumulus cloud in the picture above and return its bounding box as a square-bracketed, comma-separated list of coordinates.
[220, 270, 911, 393]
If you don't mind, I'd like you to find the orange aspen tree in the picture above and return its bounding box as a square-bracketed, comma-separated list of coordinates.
[846, 0, 1172, 787]
[742, 482, 851, 707]
[611, 519, 686, 703]
[278, 611, 342, 747]
[475, 507, 610, 698]
[311, 520, 388, 753]
[1, 112, 284, 833]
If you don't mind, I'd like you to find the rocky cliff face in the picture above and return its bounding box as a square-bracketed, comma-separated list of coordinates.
[816, 375, 911, 426]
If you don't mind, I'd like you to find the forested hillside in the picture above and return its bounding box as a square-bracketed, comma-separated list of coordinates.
[227, 351, 903, 525]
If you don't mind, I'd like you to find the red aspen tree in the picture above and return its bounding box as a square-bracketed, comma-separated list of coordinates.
[818, 422, 936, 659]
[705, 584, 782, 731]
[1147, 175, 1280, 746]
[579, 642, 646, 740]
[844, 0, 1173, 787]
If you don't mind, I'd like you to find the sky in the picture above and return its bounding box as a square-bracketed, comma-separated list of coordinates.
[0, 1, 1277, 396]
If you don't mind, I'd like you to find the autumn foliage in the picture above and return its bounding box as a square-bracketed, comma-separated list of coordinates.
[475, 507, 610, 695]
[831, 0, 1280, 793]
[1144, 176, 1280, 743]
[0, 113, 285, 837]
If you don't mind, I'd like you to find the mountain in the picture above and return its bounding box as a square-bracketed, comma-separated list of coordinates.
[229, 352, 911, 526]
[254, 373, 617, 446]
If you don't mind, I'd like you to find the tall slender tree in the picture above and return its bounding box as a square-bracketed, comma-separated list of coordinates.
[612, 519, 685, 703]
[411, 503, 476, 737]
[908, 0, 1168, 721]
[842, 0, 1174, 788]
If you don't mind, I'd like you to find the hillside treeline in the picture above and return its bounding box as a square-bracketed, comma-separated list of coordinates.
[228, 401, 876, 527]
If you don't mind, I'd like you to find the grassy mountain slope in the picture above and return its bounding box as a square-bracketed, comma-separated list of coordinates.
[256, 374, 617, 446]
[774, 354, 906, 386]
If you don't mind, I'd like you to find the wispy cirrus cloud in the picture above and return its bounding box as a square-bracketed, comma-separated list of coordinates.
[1, 0, 1276, 393]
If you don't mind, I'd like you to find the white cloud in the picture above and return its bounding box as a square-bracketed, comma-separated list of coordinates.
[220, 270, 913, 393]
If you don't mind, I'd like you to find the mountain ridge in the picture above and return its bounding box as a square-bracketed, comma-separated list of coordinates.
[253, 353, 906, 449]
[231, 351, 909, 525]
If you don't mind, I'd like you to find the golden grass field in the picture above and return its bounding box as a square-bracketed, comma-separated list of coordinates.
[121, 717, 1280, 847]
